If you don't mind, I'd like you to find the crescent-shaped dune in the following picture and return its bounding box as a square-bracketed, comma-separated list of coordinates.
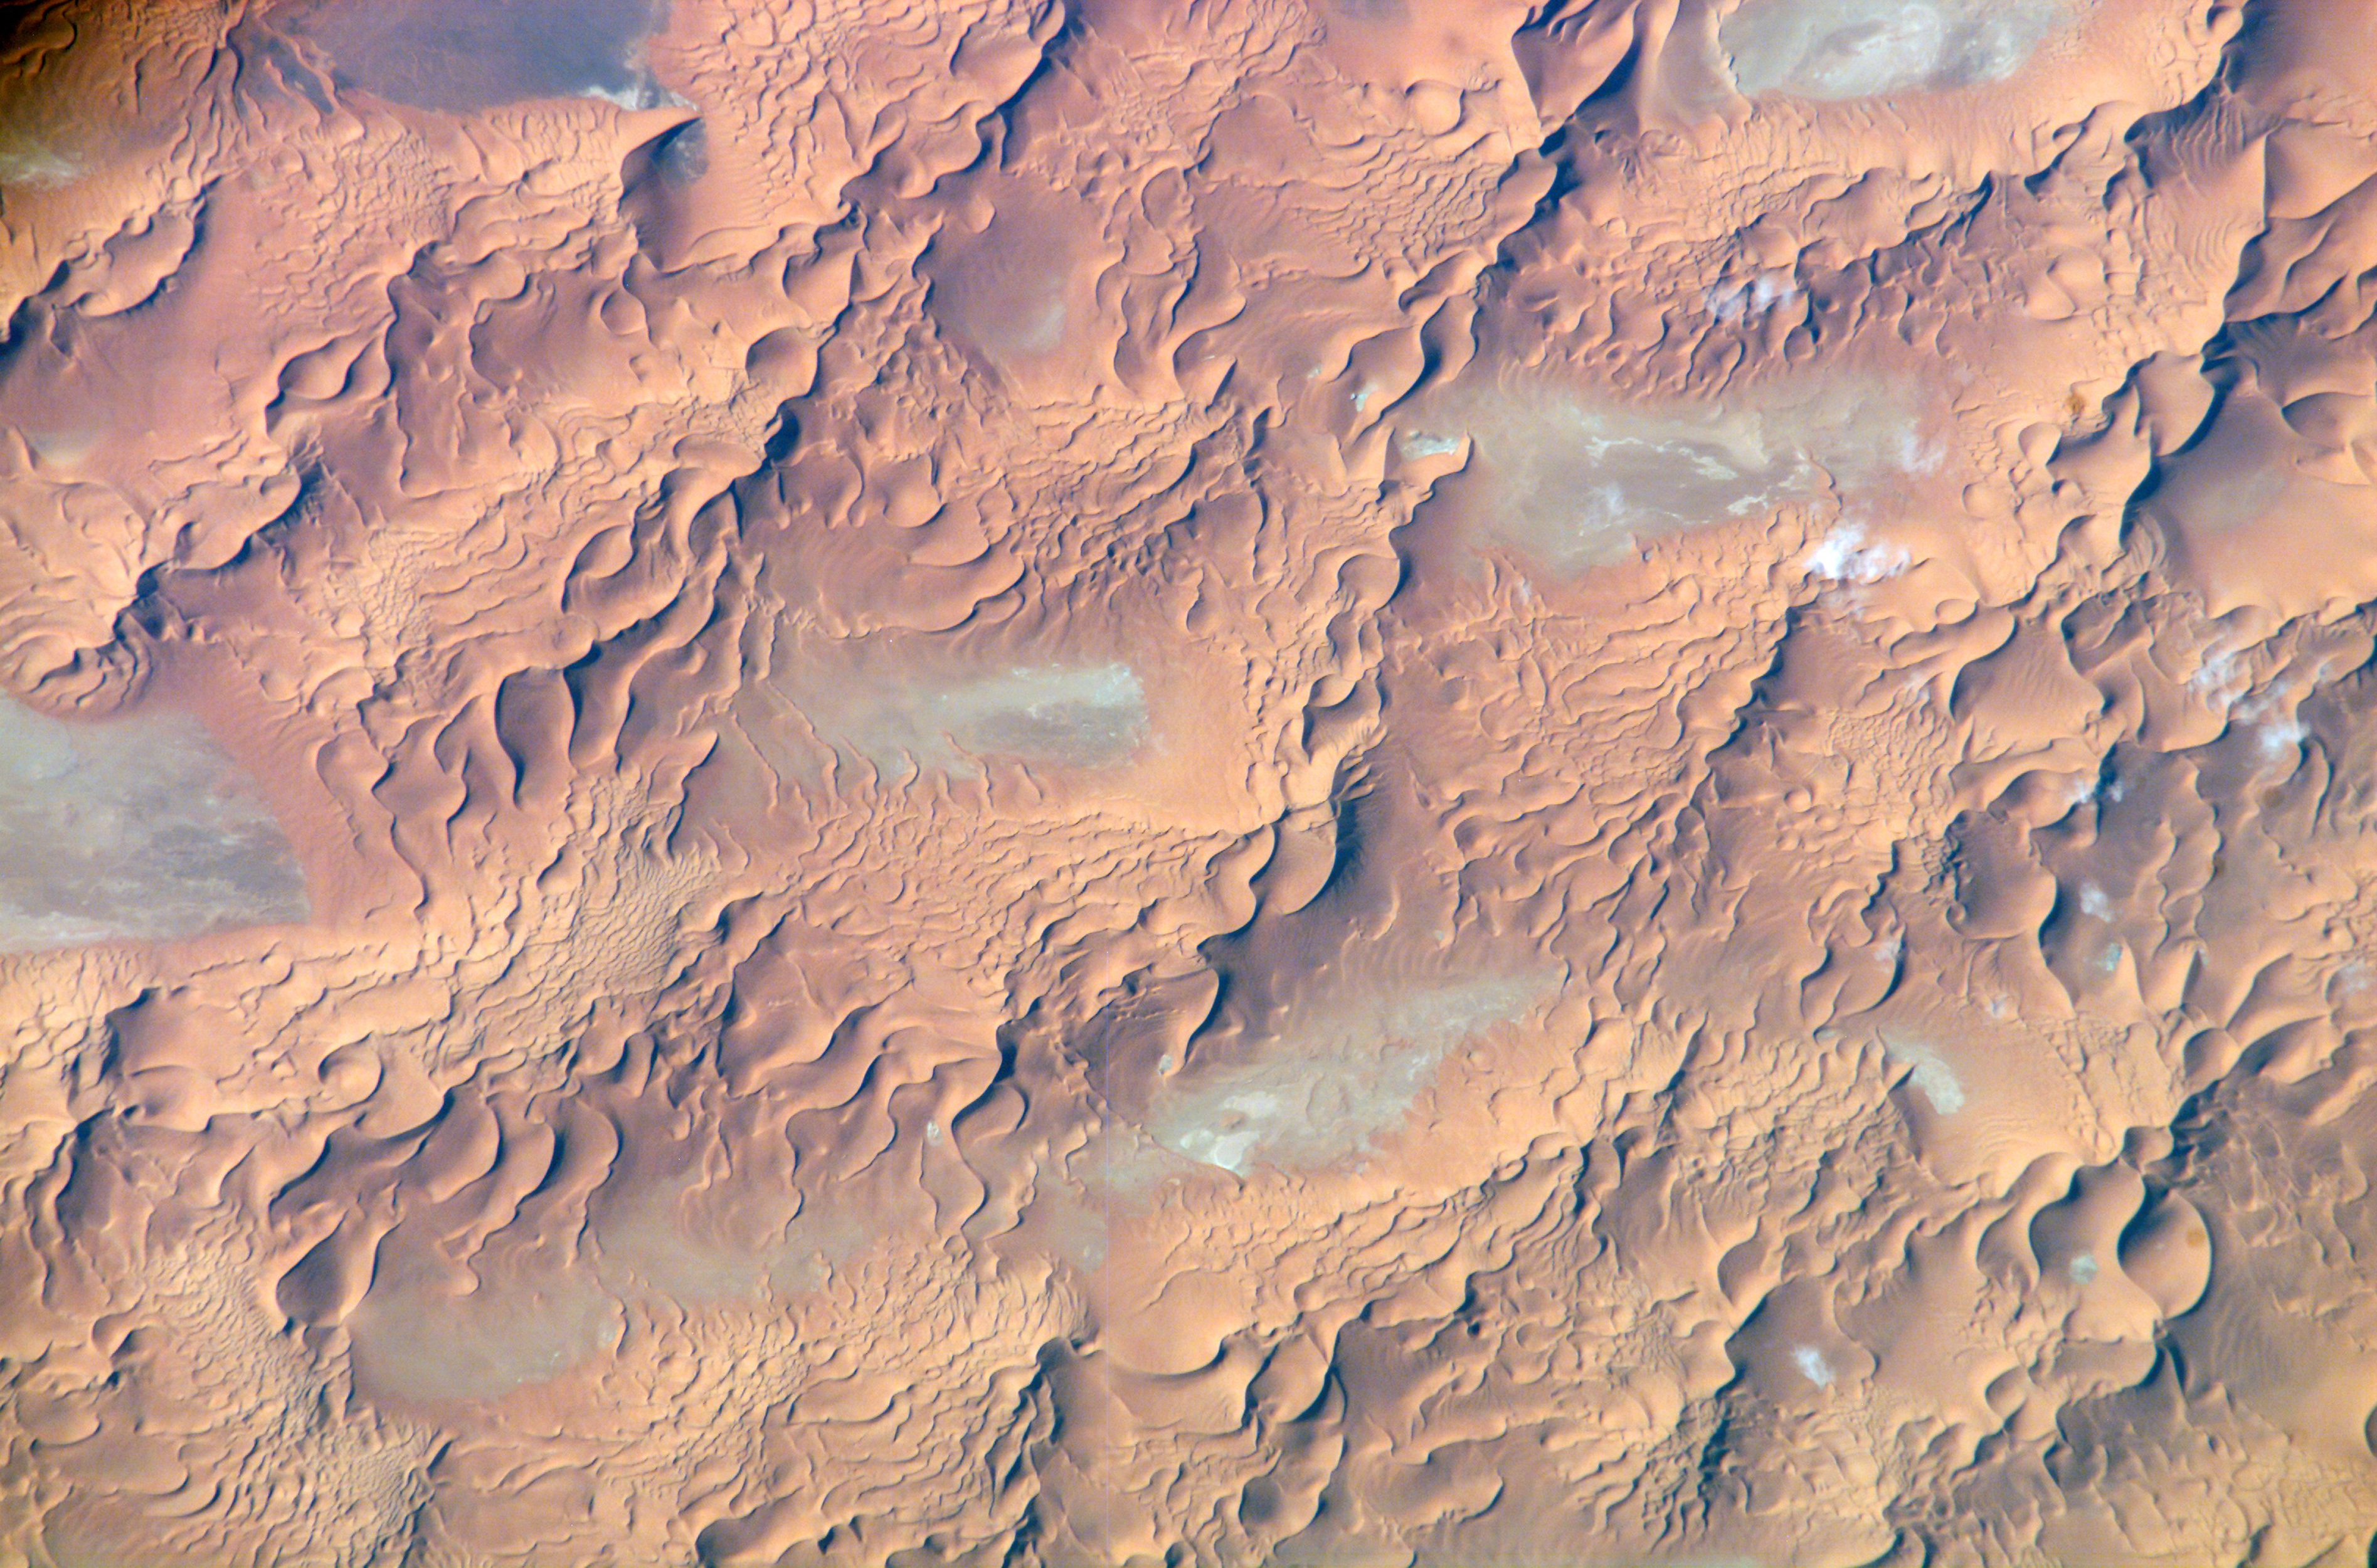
[10, 0, 2377, 1563]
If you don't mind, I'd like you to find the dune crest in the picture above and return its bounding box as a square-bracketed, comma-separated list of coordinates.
[8, 0, 2377, 1562]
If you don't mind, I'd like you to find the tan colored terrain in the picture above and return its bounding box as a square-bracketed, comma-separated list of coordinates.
[3, 0, 2376, 1562]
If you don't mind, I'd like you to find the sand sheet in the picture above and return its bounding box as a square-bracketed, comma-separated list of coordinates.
[6, 0, 2377, 1562]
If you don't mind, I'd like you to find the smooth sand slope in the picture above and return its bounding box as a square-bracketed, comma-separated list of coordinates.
[6, 0, 2377, 1563]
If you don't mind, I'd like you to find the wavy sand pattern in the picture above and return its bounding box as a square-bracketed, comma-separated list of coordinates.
[5, 0, 2377, 1562]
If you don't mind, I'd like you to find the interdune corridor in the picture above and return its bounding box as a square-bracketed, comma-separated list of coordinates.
[2, 0, 2374, 1563]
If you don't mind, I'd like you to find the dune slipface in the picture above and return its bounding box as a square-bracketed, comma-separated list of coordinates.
[13, 0, 2377, 1562]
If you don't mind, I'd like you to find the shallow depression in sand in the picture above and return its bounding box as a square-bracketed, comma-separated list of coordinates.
[348, 1277, 624, 1402]
[922, 177, 1107, 370]
[0, 699, 307, 953]
[1411, 382, 1940, 570]
[1146, 972, 1550, 1174]
[1719, 0, 2082, 100]
[283, 0, 670, 112]
[783, 655, 1150, 778]
[1883, 1036, 1967, 1113]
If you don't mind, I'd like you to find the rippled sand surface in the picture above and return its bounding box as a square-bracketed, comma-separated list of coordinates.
[8, 0, 2377, 1562]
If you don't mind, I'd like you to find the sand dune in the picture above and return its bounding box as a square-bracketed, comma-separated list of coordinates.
[6, 0, 2377, 1562]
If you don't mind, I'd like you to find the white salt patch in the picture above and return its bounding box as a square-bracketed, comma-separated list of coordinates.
[293, 0, 667, 114]
[2189, 643, 2251, 706]
[1793, 1345, 1835, 1387]
[798, 659, 1148, 777]
[928, 663, 1145, 763]
[592, 82, 687, 111]
[0, 698, 308, 953]
[1148, 972, 1552, 1175]
[0, 132, 77, 189]
[1706, 272, 1801, 322]
[2069, 1253, 2099, 1285]
[1720, 0, 2078, 102]
[1171, 1117, 1264, 1175]
[1418, 382, 1937, 572]
[2077, 884, 2110, 919]
[2257, 714, 2306, 762]
[2200, 662, 2309, 770]
[1883, 1037, 1966, 1113]
[1804, 523, 1911, 583]
[1399, 432, 1466, 460]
